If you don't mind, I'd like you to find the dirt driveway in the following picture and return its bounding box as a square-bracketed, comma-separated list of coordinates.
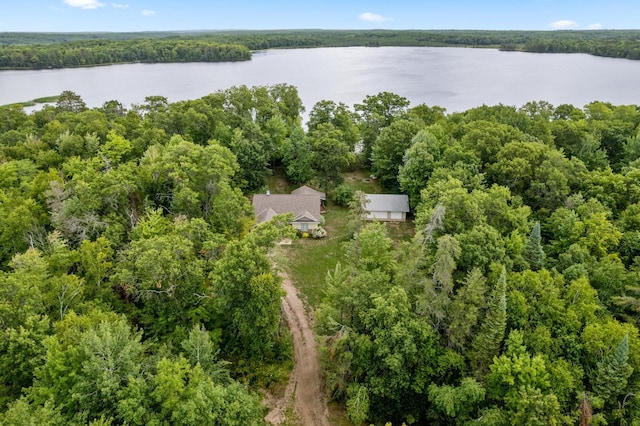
[265, 272, 330, 426]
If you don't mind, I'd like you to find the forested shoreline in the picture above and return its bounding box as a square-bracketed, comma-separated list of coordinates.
[0, 86, 640, 424]
[1, 29, 640, 69]
[0, 38, 251, 70]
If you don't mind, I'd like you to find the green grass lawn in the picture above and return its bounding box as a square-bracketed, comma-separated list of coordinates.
[277, 170, 415, 308]
[283, 206, 351, 308]
[341, 169, 381, 194]
[283, 209, 415, 309]
[385, 219, 416, 244]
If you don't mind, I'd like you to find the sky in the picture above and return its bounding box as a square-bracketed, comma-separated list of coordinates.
[1, 0, 639, 33]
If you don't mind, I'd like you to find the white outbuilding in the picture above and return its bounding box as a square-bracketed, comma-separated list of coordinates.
[364, 194, 410, 221]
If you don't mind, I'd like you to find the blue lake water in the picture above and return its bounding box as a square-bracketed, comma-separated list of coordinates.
[2, 46, 640, 116]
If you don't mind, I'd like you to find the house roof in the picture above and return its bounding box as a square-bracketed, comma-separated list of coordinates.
[253, 194, 322, 224]
[365, 194, 410, 213]
[291, 185, 326, 200]
[294, 210, 318, 222]
[256, 207, 278, 224]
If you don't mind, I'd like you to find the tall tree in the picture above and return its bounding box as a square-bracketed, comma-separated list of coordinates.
[523, 221, 545, 270]
[355, 92, 410, 166]
[591, 335, 633, 403]
[470, 267, 507, 377]
[486, 330, 566, 425]
[55, 90, 87, 114]
[460, 120, 525, 168]
[281, 126, 314, 185]
[269, 83, 305, 127]
[111, 232, 207, 339]
[144, 357, 264, 426]
[416, 235, 460, 329]
[31, 311, 143, 423]
[344, 221, 396, 276]
[447, 268, 487, 350]
[229, 127, 270, 191]
[140, 135, 252, 233]
[427, 377, 486, 423]
[210, 218, 294, 360]
[355, 287, 438, 423]
[398, 128, 446, 208]
[309, 123, 354, 192]
[371, 118, 422, 191]
[0, 315, 49, 407]
[180, 323, 220, 374]
[347, 190, 370, 236]
[308, 100, 360, 150]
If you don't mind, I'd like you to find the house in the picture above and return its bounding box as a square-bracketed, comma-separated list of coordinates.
[364, 194, 410, 221]
[252, 186, 324, 232]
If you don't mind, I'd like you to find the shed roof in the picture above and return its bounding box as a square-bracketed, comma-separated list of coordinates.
[365, 194, 410, 213]
[252, 194, 322, 224]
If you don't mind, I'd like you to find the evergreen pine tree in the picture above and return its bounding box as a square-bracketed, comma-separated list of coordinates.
[417, 235, 460, 328]
[348, 190, 369, 236]
[592, 335, 633, 402]
[470, 266, 507, 377]
[523, 221, 545, 270]
[447, 268, 487, 349]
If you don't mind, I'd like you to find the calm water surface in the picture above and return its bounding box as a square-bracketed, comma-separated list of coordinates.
[2, 47, 640, 115]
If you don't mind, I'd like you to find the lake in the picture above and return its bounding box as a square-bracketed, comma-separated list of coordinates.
[2, 46, 640, 115]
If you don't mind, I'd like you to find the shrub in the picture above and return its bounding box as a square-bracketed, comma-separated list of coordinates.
[311, 226, 327, 239]
[332, 184, 355, 206]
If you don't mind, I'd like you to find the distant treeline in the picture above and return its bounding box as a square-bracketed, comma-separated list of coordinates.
[515, 33, 640, 59]
[0, 38, 251, 69]
[1, 29, 640, 69]
[203, 29, 640, 59]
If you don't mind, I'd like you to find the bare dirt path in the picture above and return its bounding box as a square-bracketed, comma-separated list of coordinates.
[265, 271, 330, 426]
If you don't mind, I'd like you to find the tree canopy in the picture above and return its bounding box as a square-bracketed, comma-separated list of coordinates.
[1, 86, 640, 424]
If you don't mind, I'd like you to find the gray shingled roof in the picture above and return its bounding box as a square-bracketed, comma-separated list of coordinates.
[291, 185, 326, 200]
[256, 207, 278, 224]
[365, 194, 410, 213]
[253, 194, 322, 224]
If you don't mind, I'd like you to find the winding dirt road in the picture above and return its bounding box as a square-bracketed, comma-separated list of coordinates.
[265, 272, 330, 426]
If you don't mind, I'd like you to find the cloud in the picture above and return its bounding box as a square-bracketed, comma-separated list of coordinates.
[111, 3, 129, 8]
[548, 20, 579, 29]
[141, 9, 156, 16]
[64, 0, 105, 9]
[587, 23, 603, 30]
[359, 12, 390, 23]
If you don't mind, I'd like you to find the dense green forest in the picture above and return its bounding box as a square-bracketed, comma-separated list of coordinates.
[0, 38, 250, 69]
[1, 29, 640, 69]
[0, 85, 640, 424]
